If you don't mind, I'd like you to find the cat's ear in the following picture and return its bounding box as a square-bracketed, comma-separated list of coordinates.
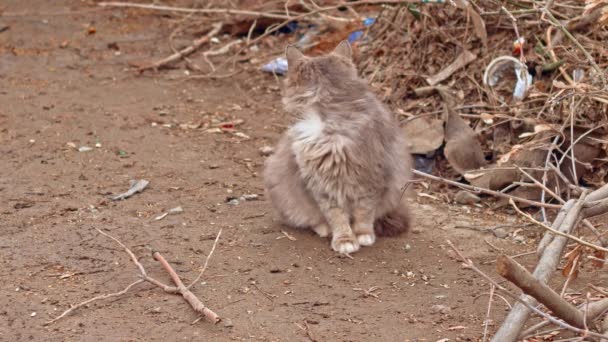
[285, 45, 304, 67]
[332, 40, 352, 60]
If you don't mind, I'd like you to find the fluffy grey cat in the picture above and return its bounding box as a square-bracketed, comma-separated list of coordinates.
[263, 40, 413, 254]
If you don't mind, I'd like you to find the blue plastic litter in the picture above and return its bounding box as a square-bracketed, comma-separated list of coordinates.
[261, 17, 376, 75]
[261, 57, 288, 75]
[348, 17, 375, 43]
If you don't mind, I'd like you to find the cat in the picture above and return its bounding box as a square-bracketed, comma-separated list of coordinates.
[263, 40, 413, 254]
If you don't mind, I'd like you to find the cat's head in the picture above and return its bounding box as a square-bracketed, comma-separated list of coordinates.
[282, 41, 359, 112]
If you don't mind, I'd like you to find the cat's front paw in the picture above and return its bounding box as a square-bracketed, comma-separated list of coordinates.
[357, 233, 376, 246]
[331, 234, 360, 254]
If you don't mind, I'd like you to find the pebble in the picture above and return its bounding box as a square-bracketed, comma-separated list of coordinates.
[513, 235, 526, 244]
[493, 227, 509, 239]
[259, 146, 274, 156]
[431, 304, 451, 314]
[168, 206, 183, 214]
[454, 190, 481, 205]
[223, 318, 234, 328]
[240, 194, 259, 201]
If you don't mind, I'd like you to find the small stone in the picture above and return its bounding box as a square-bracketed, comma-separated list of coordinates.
[493, 227, 509, 239]
[227, 199, 239, 206]
[431, 304, 450, 314]
[404, 244, 411, 252]
[454, 191, 481, 205]
[240, 194, 259, 201]
[513, 235, 526, 244]
[168, 206, 183, 214]
[78, 146, 93, 152]
[259, 146, 274, 156]
[30, 312, 37, 317]
[223, 318, 234, 328]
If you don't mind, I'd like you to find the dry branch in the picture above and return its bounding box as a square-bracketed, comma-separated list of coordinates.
[496, 255, 586, 328]
[492, 194, 586, 341]
[494, 181, 608, 340]
[44, 279, 145, 325]
[45, 227, 222, 325]
[447, 240, 607, 340]
[137, 22, 223, 72]
[412, 170, 562, 209]
[99, 1, 293, 20]
[152, 251, 220, 323]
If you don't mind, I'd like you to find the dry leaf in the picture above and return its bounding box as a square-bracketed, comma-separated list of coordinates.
[402, 116, 444, 154]
[426, 50, 476, 86]
[443, 109, 486, 175]
[452, 0, 488, 47]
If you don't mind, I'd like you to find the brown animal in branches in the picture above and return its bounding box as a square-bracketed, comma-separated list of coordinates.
[263, 40, 413, 254]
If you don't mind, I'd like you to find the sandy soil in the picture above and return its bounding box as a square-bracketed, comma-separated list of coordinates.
[1, 1, 596, 341]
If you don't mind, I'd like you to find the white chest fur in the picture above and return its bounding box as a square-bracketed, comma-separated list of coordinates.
[290, 110, 325, 145]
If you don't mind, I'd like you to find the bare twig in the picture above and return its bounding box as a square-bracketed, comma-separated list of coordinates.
[482, 284, 495, 342]
[99, 1, 294, 20]
[152, 250, 220, 323]
[138, 22, 223, 72]
[542, 8, 607, 88]
[447, 241, 607, 340]
[509, 199, 608, 253]
[187, 229, 222, 290]
[44, 279, 145, 325]
[45, 227, 221, 325]
[412, 169, 562, 209]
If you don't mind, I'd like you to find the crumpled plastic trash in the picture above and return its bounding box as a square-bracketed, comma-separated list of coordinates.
[483, 55, 533, 101]
[261, 18, 375, 75]
[260, 57, 288, 75]
[347, 17, 376, 43]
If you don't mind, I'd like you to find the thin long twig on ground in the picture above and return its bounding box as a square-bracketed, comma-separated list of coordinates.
[45, 227, 222, 325]
[138, 22, 223, 72]
[412, 169, 562, 209]
[509, 199, 608, 253]
[187, 228, 222, 290]
[482, 284, 495, 342]
[44, 279, 145, 325]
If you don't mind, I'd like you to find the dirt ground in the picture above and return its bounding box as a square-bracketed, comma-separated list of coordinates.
[1, 1, 602, 341]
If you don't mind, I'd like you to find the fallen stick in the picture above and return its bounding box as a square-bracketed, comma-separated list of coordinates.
[496, 255, 586, 328]
[491, 193, 587, 341]
[45, 227, 222, 325]
[187, 229, 222, 290]
[583, 198, 608, 219]
[447, 240, 607, 340]
[99, 1, 293, 20]
[519, 299, 608, 338]
[44, 279, 144, 325]
[137, 22, 223, 72]
[426, 50, 476, 86]
[152, 251, 220, 323]
[510, 198, 608, 253]
[412, 169, 562, 209]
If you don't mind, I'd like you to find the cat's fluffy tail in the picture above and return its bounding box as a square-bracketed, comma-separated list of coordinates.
[374, 202, 412, 237]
